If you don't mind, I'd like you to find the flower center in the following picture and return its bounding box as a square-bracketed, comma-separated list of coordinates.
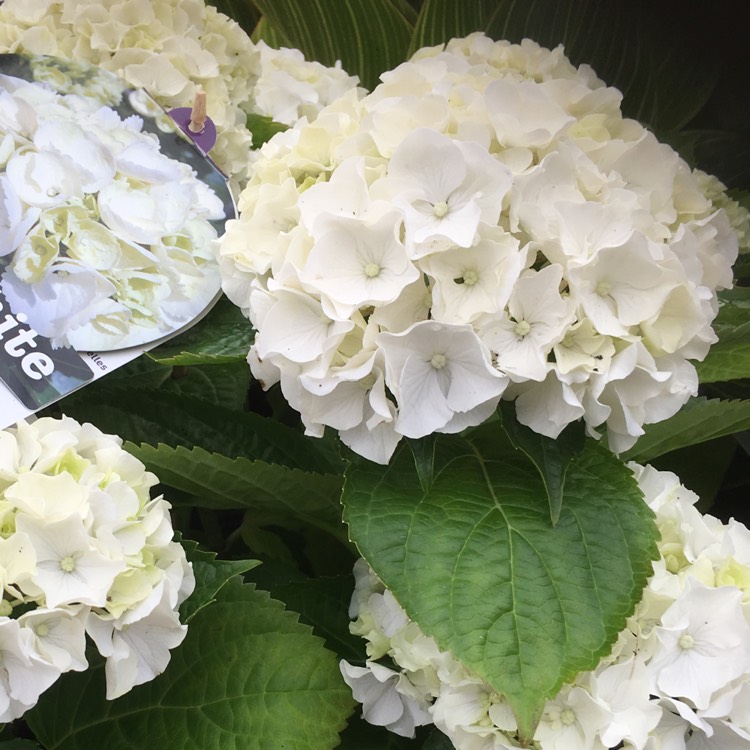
[36, 623, 49, 638]
[432, 200, 449, 218]
[596, 280, 612, 297]
[560, 709, 576, 726]
[679, 633, 695, 650]
[430, 353, 447, 369]
[363, 262, 381, 278]
[463, 269, 479, 287]
[514, 319, 531, 337]
[60, 555, 77, 573]
[46, 188, 58, 198]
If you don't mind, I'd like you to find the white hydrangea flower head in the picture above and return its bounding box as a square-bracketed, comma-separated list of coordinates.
[693, 170, 750, 255]
[0, 416, 194, 719]
[221, 33, 740, 463]
[0, 0, 361, 187]
[341, 464, 750, 748]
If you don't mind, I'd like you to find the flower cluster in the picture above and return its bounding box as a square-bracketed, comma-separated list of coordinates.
[252, 40, 362, 127]
[220, 33, 739, 463]
[0, 67, 225, 350]
[694, 170, 750, 255]
[0, 416, 194, 720]
[341, 464, 750, 749]
[0, 0, 360, 186]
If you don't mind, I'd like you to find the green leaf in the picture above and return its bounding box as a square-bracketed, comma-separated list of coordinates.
[181, 539, 261, 623]
[712, 287, 750, 329]
[27, 580, 354, 750]
[692, 129, 750, 190]
[87, 355, 172, 389]
[411, 0, 719, 132]
[422, 731, 455, 750]
[127, 443, 345, 540]
[693, 289, 750, 383]
[160, 362, 251, 410]
[249, 572, 365, 662]
[61, 389, 340, 474]
[0, 742, 43, 749]
[500, 402, 585, 526]
[696, 324, 750, 383]
[621, 397, 750, 463]
[250, 14, 292, 47]
[342, 424, 658, 740]
[649, 436, 737, 511]
[246, 113, 289, 148]
[205, 0, 260, 35]
[251, 0, 414, 89]
[410, 0, 504, 54]
[147, 295, 254, 366]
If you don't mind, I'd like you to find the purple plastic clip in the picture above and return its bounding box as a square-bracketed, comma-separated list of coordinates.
[168, 107, 217, 154]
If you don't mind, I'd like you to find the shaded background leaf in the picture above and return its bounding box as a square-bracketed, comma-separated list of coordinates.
[128, 443, 345, 540]
[147, 295, 255, 366]
[58, 389, 341, 474]
[247, 567, 364, 663]
[622, 397, 750, 463]
[160, 362, 251, 410]
[250, 0, 413, 89]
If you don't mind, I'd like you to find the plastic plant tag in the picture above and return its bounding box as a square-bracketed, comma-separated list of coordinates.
[0, 53, 235, 424]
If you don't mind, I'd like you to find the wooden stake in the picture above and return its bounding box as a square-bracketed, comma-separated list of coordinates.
[188, 89, 207, 133]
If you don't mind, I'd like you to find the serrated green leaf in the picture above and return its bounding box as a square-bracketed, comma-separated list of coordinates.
[160, 362, 251, 410]
[249, 573, 364, 662]
[246, 113, 289, 148]
[694, 290, 750, 383]
[696, 324, 750, 383]
[61, 389, 341, 474]
[500, 402, 585, 526]
[622, 397, 750, 462]
[342, 424, 658, 740]
[127, 443, 345, 540]
[251, 0, 413, 89]
[147, 296, 254, 366]
[27, 580, 354, 750]
[180, 540, 261, 623]
[712, 287, 750, 330]
[412, 0, 719, 133]
[88, 355, 172, 389]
